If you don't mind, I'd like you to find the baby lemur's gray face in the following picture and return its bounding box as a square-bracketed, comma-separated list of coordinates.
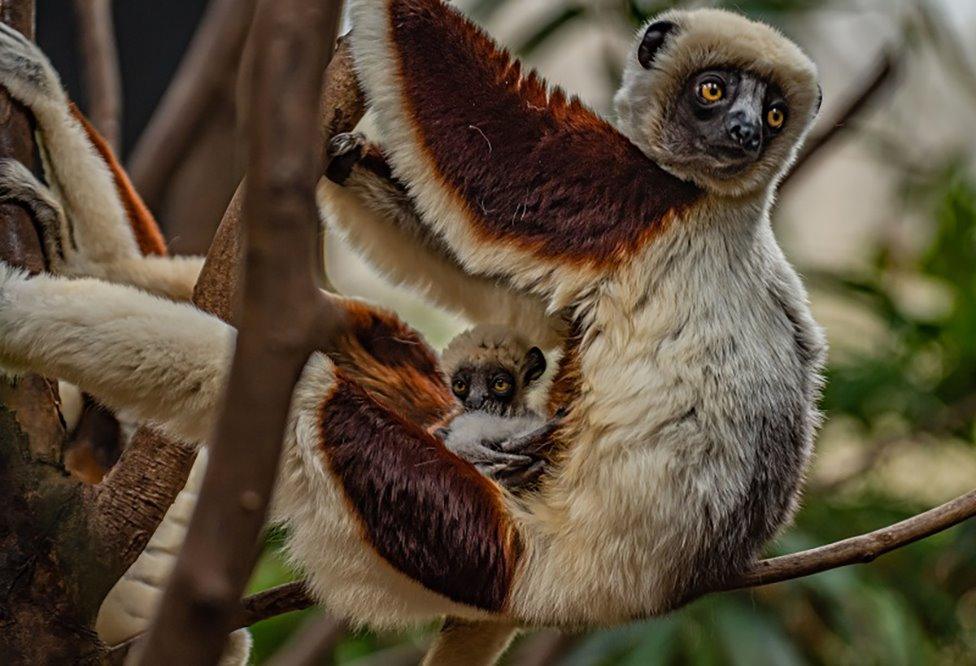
[450, 347, 545, 417]
[669, 68, 788, 178]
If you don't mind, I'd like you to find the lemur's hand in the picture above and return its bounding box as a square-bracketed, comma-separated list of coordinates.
[326, 132, 367, 186]
[0, 158, 74, 271]
[0, 22, 67, 112]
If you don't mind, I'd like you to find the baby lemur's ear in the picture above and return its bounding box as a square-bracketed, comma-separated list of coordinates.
[638, 20, 677, 70]
[523, 347, 546, 384]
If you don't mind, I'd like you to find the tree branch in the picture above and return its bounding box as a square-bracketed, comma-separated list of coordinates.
[720, 488, 976, 591]
[73, 0, 122, 151]
[235, 488, 976, 626]
[127, 0, 256, 208]
[781, 48, 901, 189]
[137, 0, 345, 662]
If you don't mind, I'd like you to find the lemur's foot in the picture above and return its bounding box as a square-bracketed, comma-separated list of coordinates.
[0, 22, 65, 110]
[325, 131, 367, 185]
[0, 158, 72, 268]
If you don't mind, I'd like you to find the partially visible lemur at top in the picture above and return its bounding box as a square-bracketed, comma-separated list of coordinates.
[0, 4, 826, 665]
[437, 324, 554, 487]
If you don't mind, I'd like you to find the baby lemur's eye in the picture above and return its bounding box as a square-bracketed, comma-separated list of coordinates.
[491, 375, 513, 396]
[766, 104, 787, 130]
[698, 79, 724, 103]
[451, 378, 468, 397]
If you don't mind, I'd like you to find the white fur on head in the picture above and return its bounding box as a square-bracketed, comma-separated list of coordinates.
[614, 8, 819, 197]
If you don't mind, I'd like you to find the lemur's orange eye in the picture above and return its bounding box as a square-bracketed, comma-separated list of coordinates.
[766, 106, 786, 129]
[698, 80, 724, 103]
[452, 378, 468, 397]
[491, 377, 512, 395]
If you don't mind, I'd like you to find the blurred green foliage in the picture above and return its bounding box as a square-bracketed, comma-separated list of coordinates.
[247, 0, 976, 662]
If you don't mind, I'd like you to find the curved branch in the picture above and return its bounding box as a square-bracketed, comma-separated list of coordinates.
[236, 488, 976, 626]
[137, 0, 346, 662]
[720, 488, 976, 590]
[73, 0, 122, 151]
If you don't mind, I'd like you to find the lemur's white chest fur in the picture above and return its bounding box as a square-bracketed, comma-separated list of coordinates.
[511, 199, 824, 626]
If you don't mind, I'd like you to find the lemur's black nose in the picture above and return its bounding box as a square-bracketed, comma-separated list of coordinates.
[726, 111, 761, 152]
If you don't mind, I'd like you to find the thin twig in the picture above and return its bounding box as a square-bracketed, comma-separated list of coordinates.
[266, 613, 346, 666]
[73, 0, 122, 151]
[136, 0, 345, 662]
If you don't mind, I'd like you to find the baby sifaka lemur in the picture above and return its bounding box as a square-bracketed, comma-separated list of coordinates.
[437, 324, 556, 488]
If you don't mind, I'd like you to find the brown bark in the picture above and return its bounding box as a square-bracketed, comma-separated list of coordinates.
[137, 0, 346, 662]
[73, 0, 122, 152]
[0, 3, 111, 661]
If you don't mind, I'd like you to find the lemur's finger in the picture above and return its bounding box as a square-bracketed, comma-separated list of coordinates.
[0, 158, 72, 268]
[0, 22, 65, 109]
[326, 132, 367, 185]
[495, 460, 547, 489]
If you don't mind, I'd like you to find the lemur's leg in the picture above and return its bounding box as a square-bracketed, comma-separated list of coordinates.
[320, 132, 563, 348]
[0, 24, 201, 299]
[422, 619, 517, 666]
[0, 158, 201, 299]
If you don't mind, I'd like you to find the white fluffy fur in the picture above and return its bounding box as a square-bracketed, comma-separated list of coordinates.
[318, 175, 563, 348]
[0, 265, 234, 444]
[614, 8, 820, 196]
[341, 0, 826, 627]
[96, 450, 252, 666]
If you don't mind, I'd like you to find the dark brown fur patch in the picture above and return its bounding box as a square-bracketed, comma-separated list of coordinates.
[69, 103, 167, 257]
[319, 374, 519, 611]
[387, 0, 702, 267]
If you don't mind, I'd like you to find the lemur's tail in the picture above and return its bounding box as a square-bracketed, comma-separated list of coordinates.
[67, 102, 167, 257]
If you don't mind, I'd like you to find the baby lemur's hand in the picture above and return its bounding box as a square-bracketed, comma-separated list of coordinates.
[441, 412, 565, 491]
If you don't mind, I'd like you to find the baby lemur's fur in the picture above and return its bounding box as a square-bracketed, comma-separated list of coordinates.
[437, 324, 553, 488]
[0, 5, 825, 665]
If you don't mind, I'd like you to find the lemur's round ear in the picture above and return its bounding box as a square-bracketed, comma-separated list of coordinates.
[815, 84, 823, 115]
[523, 347, 546, 384]
[638, 20, 677, 70]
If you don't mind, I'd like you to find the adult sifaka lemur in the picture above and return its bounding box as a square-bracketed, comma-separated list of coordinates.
[0, 2, 825, 664]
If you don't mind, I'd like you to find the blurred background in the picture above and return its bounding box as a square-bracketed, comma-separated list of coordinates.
[40, 0, 976, 663]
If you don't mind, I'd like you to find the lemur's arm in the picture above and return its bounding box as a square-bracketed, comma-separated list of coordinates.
[0, 23, 201, 300]
[347, 0, 701, 309]
[320, 133, 561, 347]
[0, 264, 232, 444]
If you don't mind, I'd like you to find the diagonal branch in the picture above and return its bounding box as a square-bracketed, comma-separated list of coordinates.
[127, 0, 256, 208]
[73, 0, 122, 151]
[781, 47, 902, 190]
[236, 487, 976, 626]
[719, 488, 976, 590]
[137, 0, 346, 662]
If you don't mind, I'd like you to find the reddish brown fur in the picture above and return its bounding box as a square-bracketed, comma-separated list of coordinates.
[329, 300, 455, 429]
[388, 0, 702, 267]
[318, 373, 519, 611]
[69, 103, 167, 257]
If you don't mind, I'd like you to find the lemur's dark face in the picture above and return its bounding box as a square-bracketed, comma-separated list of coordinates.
[450, 348, 546, 417]
[669, 68, 788, 178]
